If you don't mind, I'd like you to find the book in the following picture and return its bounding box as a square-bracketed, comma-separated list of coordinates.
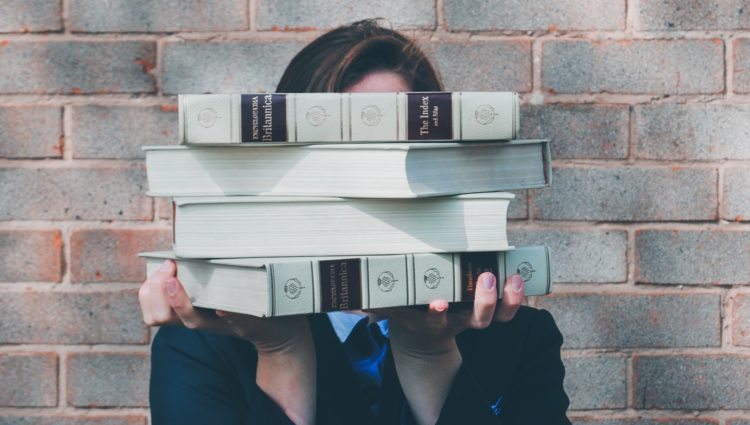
[145, 139, 550, 198]
[141, 245, 551, 317]
[172, 192, 513, 258]
[179, 92, 519, 144]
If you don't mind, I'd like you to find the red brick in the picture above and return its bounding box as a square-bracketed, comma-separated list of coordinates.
[70, 228, 171, 283]
[67, 352, 149, 407]
[0, 353, 58, 406]
[257, 0, 435, 30]
[71, 105, 178, 159]
[563, 354, 627, 409]
[508, 228, 627, 283]
[0, 165, 152, 221]
[636, 230, 750, 285]
[0, 0, 62, 32]
[725, 167, 750, 221]
[530, 167, 718, 222]
[0, 106, 63, 158]
[162, 41, 305, 94]
[505, 190, 527, 220]
[537, 293, 721, 349]
[734, 294, 750, 347]
[70, 0, 248, 32]
[543, 40, 724, 95]
[634, 104, 750, 160]
[423, 41, 532, 92]
[735, 39, 750, 94]
[0, 229, 62, 282]
[574, 418, 718, 425]
[638, 0, 750, 30]
[155, 197, 172, 220]
[521, 104, 629, 159]
[634, 355, 750, 409]
[0, 41, 155, 94]
[444, 0, 625, 31]
[0, 290, 148, 344]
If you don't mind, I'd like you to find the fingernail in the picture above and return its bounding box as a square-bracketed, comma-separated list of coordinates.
[434, 303, 448, 312]
[511, 275, 524, 293]
[482, 273, 496, 290]
[166, 277, 177, 296]
[160, 260, 172, 272]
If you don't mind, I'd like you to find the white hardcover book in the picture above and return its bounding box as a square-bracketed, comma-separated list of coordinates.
[145, 139, 550, 198]
[178, 92, 519, 144]
[141, 245, 552, 317]
[294, 93, 345, 142]
[349, 93, 399, 142]
[172, 192, 513, 258]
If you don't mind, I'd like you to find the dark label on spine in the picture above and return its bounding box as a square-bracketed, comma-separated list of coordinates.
[407, 92, 452, 140]
[460, 252, 498, 301]
[241, 94, 287, 142]
[320, 258, 362, 312]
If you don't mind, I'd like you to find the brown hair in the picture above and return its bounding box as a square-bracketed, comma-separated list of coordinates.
[276, 19, 443, 93]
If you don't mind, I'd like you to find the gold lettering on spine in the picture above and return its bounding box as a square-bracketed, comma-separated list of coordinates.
[251, 95, 259, 140]
[339, 261, 349, 309]
[262, 94, 273, 142]
[419, 96, 430, 136]
[328, 264, 337, 309]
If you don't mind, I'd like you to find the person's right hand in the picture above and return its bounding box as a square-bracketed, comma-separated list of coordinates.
[138, 259, 310, 353]
[140, 259, 318, 424]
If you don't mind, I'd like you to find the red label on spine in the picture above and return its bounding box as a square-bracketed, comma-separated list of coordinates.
[319, 258, 362, 312]
[460, 252, 498, 301]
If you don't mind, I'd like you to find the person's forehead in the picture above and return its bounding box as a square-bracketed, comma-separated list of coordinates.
[344, 71, 411, 93]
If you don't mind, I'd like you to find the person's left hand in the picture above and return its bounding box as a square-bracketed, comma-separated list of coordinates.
[374, 272, 525, 358]
[374, 272, 525, 425]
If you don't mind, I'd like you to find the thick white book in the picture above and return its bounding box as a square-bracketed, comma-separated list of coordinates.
[145, 139, 550, 198]
[172, 192, 513, 258]
[141, 245, 551, 317]
[178, 92, 520, 144]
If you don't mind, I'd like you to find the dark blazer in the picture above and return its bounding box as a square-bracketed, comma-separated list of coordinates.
[150, 305, 571, 425]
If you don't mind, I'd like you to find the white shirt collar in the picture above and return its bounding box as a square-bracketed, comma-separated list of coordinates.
[327, 311, 389, 343]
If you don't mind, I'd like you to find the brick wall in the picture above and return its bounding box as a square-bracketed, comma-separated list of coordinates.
[0, 1, 748, 424]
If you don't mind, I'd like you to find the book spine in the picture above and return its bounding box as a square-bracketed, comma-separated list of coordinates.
[179, 92, 519, 144]
[268, 245, 551, 316]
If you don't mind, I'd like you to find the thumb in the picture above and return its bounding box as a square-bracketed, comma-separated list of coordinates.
[149, 259, 176, 283]
[164, 277, 202, 329]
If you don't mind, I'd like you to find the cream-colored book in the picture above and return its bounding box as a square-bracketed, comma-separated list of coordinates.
[172, 192, 513, 258]
[141, 246, 552, 317]
[178, 92, 520, 144]
[145, 139, 550, 198]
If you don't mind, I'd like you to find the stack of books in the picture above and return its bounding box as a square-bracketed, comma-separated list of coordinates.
[140, 92, 553, 317]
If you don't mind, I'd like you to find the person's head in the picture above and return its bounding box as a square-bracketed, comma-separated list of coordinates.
[276, 19, 443, 94]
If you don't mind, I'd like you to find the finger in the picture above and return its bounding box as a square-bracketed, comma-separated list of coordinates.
[425, 300, 449, 329]
[496, 274, 524, 322]
[470, 272, 497, 329]
[165, 276, 207, 329]
[149, 260, 180, 324]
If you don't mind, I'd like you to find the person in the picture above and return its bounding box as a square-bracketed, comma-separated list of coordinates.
[139, 19, 571, 425]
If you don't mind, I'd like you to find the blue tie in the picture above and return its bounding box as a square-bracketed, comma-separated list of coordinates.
[343, 316, 388, 414]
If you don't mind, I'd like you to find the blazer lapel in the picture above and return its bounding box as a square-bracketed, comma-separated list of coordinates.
[308, 314, 377, 425]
